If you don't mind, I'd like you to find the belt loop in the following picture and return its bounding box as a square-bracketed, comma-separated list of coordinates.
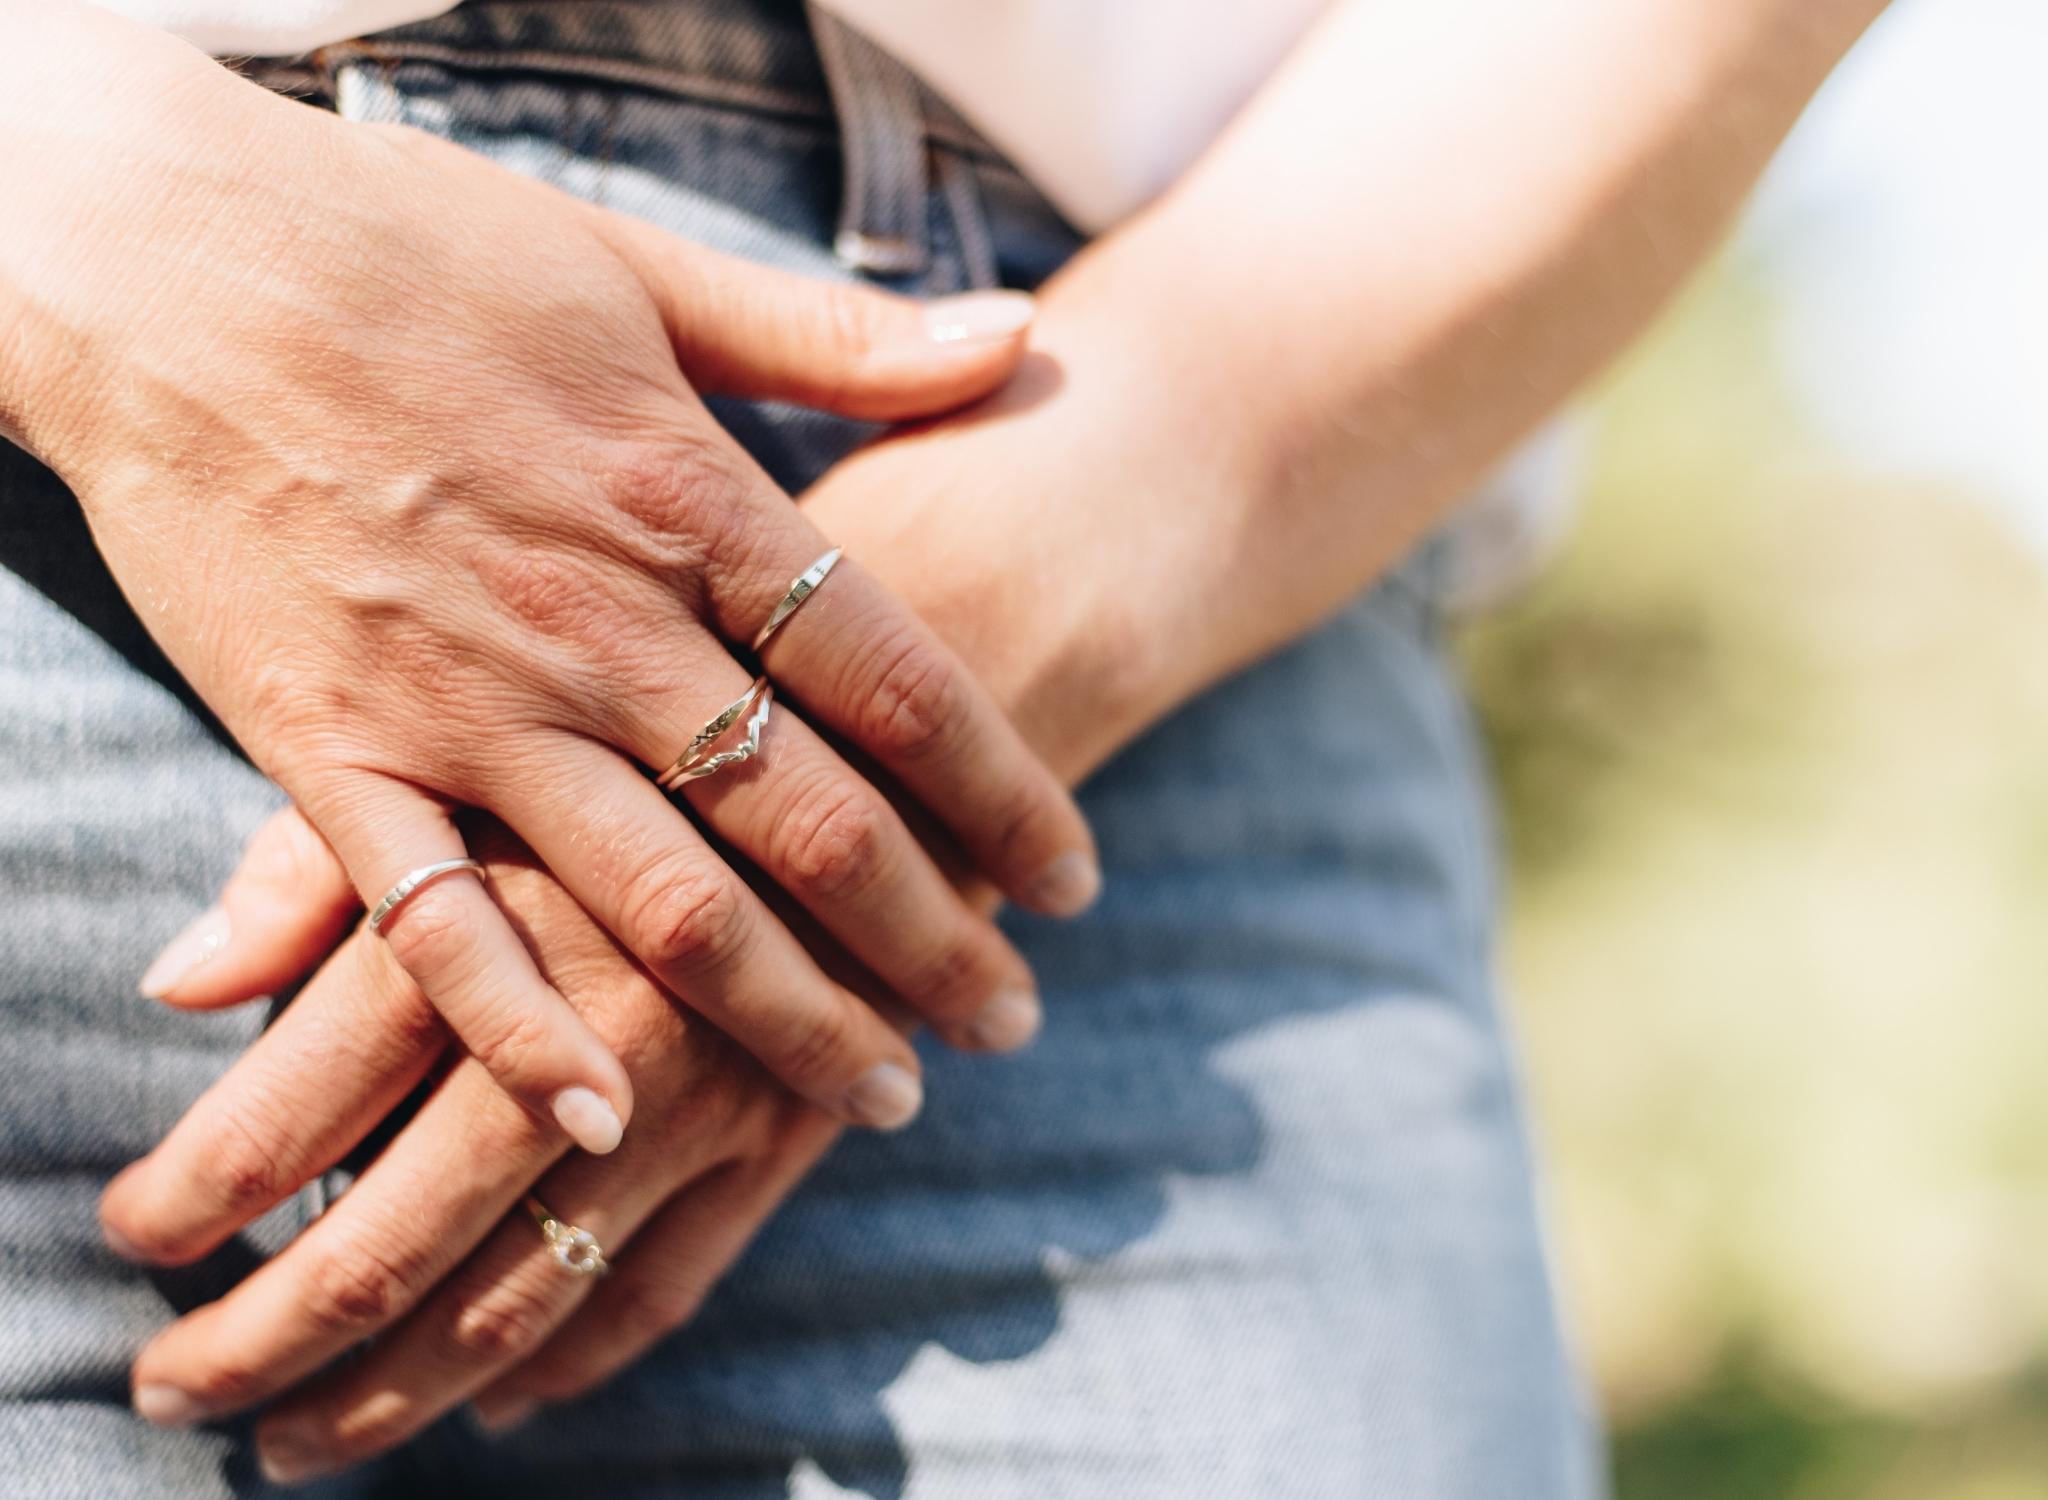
[806, 3, 931, 277]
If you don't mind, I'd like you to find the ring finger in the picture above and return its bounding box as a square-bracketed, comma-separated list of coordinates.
[618, 661, 1043, 1054]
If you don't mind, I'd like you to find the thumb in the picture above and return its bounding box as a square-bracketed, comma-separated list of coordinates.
[139, 804, 359, 1010]
[591, 209, 1036, 421]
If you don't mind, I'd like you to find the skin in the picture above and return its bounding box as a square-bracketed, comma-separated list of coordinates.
[91, 0, 1898, 1483]
[0, 0, 1103, 1151]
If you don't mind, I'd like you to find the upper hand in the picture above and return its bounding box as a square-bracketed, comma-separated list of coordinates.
[7, 50, 1099, 1142]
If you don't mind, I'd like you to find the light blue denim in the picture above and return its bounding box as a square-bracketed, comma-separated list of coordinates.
[0, 2, 1603, 1494]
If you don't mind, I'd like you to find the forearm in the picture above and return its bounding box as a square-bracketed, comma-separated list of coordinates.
[1033, 0, 1889, 712]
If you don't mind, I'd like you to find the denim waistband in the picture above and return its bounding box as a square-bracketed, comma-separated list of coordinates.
[274, 0, 1016, 276]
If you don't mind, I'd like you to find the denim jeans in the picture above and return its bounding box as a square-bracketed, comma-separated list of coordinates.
[0, 2, 1602, 1494]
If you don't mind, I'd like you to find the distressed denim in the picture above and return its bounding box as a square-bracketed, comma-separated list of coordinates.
[0, 2, 1603, 1494]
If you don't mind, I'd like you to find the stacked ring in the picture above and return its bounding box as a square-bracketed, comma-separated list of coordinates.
[654, 546, 844, 790]
[656, 677, 773, 791]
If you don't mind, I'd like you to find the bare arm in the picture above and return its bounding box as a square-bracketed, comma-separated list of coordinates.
[808, 0, 1894, 778]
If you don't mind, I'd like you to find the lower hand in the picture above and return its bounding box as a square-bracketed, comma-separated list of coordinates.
[104, 808, 844, 1481]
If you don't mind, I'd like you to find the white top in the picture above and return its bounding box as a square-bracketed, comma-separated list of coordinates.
[96, 0, 1329, 230]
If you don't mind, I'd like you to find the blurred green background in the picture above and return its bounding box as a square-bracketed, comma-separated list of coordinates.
[1460, 107, 2048, 1499]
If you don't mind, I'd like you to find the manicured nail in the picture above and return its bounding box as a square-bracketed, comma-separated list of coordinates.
[473, 1393, 539, 1433]
[134, 1384, 205, 1428]
[138, 905, 229, 999]
[924, 290, 1035, 346]
[102, 1220, 146, 1263]
[256, 1427, 327, 1486]
[962, 989, 1042, 1053]
[551, 1088, 624, 1155]
[842, 1062, 923, 1131]
[1025, 851, 1101, 918]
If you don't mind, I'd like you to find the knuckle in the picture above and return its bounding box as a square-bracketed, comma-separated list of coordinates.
[614, 1272, 707, 1338]
[619, 857, 752, 976]
[441, 1275, 565, 1365]
[303, 1232, 427, 1335]
[599, 438, 762, 578]
[469, 1006, 559, 1093]
[180, 1355, 273, 1415]
[778, 777, 892, 904]
[902, 932, 994, 1017]
[809, 291, 890, 405]
[769, 997, 859, 1092]
[203, 1098, 299, 1219]
[985, 773, 1060, 872]
[376, 879, 481, 982]
[859, 634, 971, 765]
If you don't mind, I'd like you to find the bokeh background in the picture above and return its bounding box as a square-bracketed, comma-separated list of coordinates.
[1457, 2, 2048, 1495]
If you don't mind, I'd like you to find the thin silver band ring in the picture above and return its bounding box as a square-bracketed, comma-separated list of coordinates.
[750, 547, 842, 654]
[367, 858, 487, 936]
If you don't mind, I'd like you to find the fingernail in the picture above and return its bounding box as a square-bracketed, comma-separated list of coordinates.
[842, 1062, 923, 1131]
[473, 1393, 539, 1433]
[102, 1220, 146, 1263]
[924, 290, 1035, 346]
[551, 1087, 624, 1155]
[257, 1427, 328, 1486]
[961, 989, 1042, 1053]
[138, 905, 229, 999]
[134, 1383, 205, 1428]
[1025, 851, 1101, 918]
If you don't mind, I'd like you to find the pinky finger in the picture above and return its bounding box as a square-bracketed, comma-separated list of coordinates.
[469, 1112, 840, 1429]
[297, 772, 635, 1157]
[140, 804, 359, 1010]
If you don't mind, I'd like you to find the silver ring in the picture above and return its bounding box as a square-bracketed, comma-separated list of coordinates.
[656, 678, 774, 790]
[366, 858, 487, 936]
[750, 547, 842, 654]
[525, 1195, 608, 1277]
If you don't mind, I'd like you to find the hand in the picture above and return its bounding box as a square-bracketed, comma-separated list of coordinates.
[5, 7, 1098, 1144]
[104, 806, 844, 1480]
[99, 330, 1177, 1477]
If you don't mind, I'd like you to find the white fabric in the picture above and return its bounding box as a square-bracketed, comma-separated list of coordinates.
[100, 0, 454, 56]
[97, 0, 1331, 229]
[818, 0, 1329, 230]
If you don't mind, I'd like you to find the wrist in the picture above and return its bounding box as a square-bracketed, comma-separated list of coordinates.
[0, 4, 270, 468]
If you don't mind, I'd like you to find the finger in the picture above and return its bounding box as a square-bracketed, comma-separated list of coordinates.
[247, 1104, 749, 1481]
[127, 1046, 567, 1428]
[588, 210, 1036, 421]
[473, 1113, 840, 1425]
[139, 804, 359, 1009]
[125, 879, 747, 1438]
[609, 665, 1042, 1053]
[496, 740, 927, 1130]
[726, 542, 1100, 918]
[102, 929, 443, 1268]
[293, 772, 633, 1155]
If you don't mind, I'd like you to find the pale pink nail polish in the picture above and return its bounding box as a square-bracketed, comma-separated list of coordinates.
[1025, 851, 1102, 918]
[473, 1394, 539, 1433]
[551, 1087, 624, 1154]
[962, 989, 1042, 1053]
[842, 1062, 923, 1130]
[134, 1384, 206, 1428]
[923, 290, 1035, 345]
[138, 905, 230, 999]
[257, 1427, 328, 1486]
